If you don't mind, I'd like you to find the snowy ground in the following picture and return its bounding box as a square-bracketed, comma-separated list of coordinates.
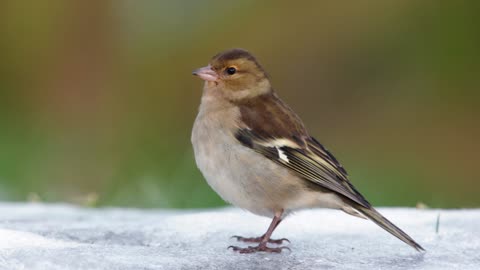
[0, 203, 478, 270]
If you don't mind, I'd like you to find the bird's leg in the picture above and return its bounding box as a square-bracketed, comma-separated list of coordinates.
[231, 219, 290, 244]
[228, 210, 290, 253]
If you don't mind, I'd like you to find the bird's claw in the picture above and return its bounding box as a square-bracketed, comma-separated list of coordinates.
[230, 235, 290, 245]
[228, 245, 291, 254]
[269, 238, 290, 245]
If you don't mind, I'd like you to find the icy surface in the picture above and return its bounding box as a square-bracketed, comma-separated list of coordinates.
[0, 203, 478, 270]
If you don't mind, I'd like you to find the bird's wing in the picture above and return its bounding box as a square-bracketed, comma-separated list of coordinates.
[234, 93, 370, 208]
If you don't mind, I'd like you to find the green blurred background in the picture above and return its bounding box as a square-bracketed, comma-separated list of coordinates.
[0, 1, 478, 208]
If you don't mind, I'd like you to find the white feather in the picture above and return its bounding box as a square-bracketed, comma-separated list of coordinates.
[276, 146, 289, 162]
[261, 138, 300, 148]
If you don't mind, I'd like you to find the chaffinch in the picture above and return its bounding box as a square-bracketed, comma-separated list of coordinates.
[191, 48, 423, 253]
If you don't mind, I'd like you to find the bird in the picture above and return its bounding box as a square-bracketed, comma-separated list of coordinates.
[191, 48, 424, 253]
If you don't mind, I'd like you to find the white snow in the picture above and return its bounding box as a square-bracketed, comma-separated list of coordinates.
[0, 203, 478, 270]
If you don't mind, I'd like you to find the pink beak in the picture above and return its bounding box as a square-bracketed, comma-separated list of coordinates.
[192, 65, 218, 82]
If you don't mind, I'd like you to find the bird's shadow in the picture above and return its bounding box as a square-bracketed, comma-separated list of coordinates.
[375, 252, 426, 269]
[221, 246, 426, 270]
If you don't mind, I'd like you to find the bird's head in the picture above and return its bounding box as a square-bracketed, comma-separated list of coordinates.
[193, 48, 271, 100]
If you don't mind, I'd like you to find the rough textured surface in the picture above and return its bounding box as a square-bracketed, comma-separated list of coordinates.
[0, 203, 478, 270]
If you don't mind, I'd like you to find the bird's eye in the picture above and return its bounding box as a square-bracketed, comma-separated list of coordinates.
[226, 67, 237, 75]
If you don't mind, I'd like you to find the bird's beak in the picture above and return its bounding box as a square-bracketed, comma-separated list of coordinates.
[192, 65, 218, 82]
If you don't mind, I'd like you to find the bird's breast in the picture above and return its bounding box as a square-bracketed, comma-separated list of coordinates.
[191, 104, 302, 217]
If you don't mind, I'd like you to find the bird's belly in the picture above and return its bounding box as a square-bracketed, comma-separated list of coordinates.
[192, 120, 302, 217]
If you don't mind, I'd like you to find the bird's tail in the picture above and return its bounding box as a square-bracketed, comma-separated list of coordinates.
[355, 206, 425, 251]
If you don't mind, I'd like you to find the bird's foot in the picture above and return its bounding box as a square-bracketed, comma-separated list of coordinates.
[231, 235, 290, 245]
[228, 244, 290, 254]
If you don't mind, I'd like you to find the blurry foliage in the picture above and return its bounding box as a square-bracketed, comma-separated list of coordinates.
[0, 1, 478, 208]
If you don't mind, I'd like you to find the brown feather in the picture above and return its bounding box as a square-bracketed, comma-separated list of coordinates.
[235, 92, 308, 147]
[233, 90, 371, 208]
[211, 48, 266, 75]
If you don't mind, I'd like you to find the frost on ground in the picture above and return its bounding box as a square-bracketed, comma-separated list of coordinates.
[0, 203, 478, 270]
